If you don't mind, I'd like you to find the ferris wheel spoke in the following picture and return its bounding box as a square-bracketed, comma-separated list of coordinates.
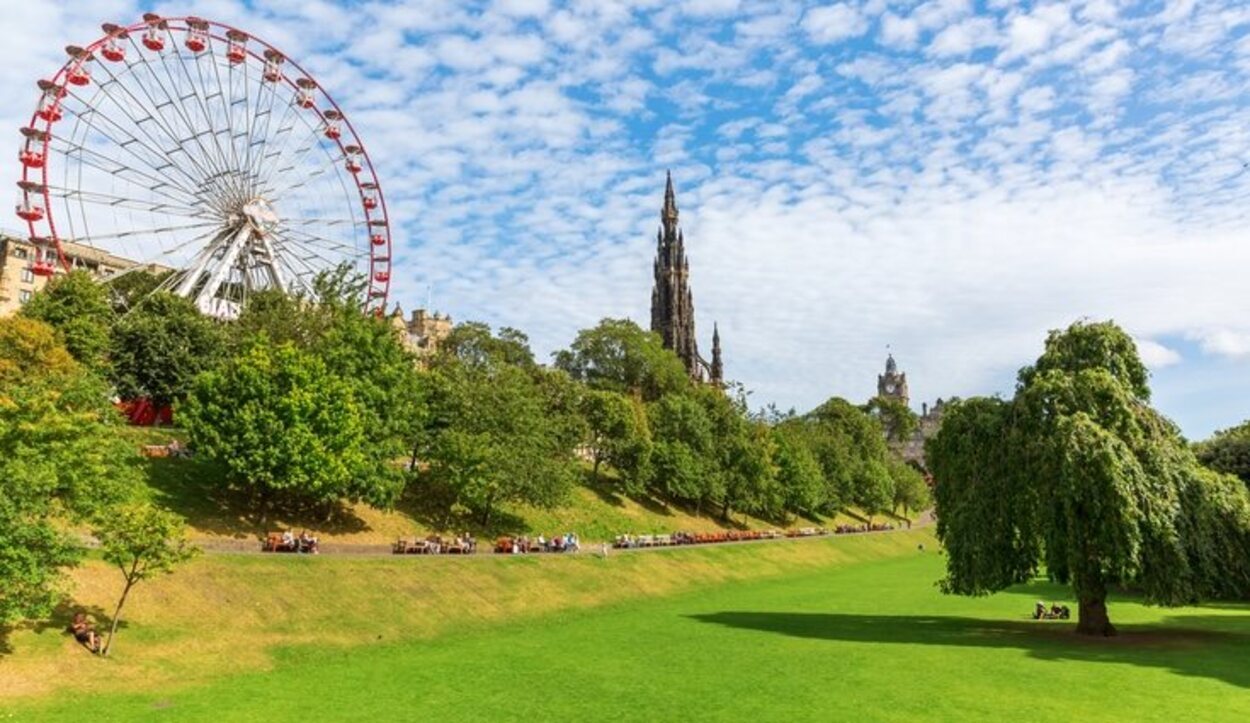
[98, 42, 228, 186]
[270, 230, 358, 268]
[58, 87, 208, 198]
[252, 116, 326, 195]
[243, 78, 287, 183]
[164, 38, 239, 186]
[46, 138, 205, 209]
[69, 220, 222, 243]
[179, 41, 253, 202]
[275, 226, 363, 256]
[44, 184, 211, 219]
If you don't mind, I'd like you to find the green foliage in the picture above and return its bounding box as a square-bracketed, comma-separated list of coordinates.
[94, 503, 198, 656]
[888, 456, 930, 517]
[805, 397, 895, 515]
[20, 270, 115, 374]
[0, 317, 139, 625]
[110, 292, 228, 408]
[580, 389, 652, 492]
[1196, 420, 1250, 487]
[864, 395, 919, 443]
[554, 318, 690, 401]
[771, 423, 826, 520]
[422, 325, 579, 527]
[103, 269, 173, 314]
[928, 320, 1250, 636]
[648, 393, 715, 510]
[235, 276, 427, 508]
[180, 341, 370, 515]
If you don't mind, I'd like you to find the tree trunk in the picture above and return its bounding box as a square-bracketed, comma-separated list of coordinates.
[1076, 595, 1116, 637]
[103, 580, 135, 657]
[592, 456, 601, 484]
[721, 499, 731, 521]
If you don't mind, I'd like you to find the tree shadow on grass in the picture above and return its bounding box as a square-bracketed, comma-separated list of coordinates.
[688, 610, 1250, 689]
[144, 456, 369, 539]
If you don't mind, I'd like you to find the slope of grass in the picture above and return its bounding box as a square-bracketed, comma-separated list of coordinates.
[125, 427, 880, 545]
[8, 528, 1250, 722]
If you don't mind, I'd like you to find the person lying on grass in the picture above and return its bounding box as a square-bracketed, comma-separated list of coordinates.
[69, 612, 101, 654]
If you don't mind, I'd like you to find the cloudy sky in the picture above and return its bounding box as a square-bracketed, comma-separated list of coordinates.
[3, 0, 1248, 438]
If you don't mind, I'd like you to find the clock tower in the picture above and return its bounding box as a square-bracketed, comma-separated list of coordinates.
[877, 353, 909, 407]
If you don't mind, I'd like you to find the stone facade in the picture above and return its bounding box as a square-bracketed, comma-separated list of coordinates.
[649, 172, 722, 386]
[389, 305, 453, 360]
[0, 234, 146, 317]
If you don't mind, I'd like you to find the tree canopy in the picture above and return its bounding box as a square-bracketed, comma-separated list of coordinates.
[20, 270, 115, 374]
[110, 292, 227, 408]
[554, 318, 690, 401]
[928, 320, 1250, 636]
[1196, 420, 1250, 488]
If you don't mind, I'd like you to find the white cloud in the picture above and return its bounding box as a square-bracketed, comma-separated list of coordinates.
[1192, 329, 1250, 359]
[802, 3, 868, 44]
[1137, 339, 1183, 368]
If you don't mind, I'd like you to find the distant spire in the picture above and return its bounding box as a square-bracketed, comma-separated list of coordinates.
[885, 352, 897, 374]
[662, 169, 679, 225]
[711, 322, 723, 386]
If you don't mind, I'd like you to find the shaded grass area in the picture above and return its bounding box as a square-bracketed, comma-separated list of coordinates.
[125, 427, 870, 544]
[9, 530, 1250, 721]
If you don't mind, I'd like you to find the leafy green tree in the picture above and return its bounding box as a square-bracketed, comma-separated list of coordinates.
[648, 393, 716, 513]
[20, 270, 115, 373]
[422, 359, 578, 527]
[180, 341, 370, 517]
[863, 395, 919, 443]
[1196, 420, 1250, 487]
[103, 269, 173, 314]
[110, 292, 227, 408]
[94, 504, 198, 656]
[888, 456, 930, 519]
[580, 389, 652, 490]
[554, 318, 690, 401]
[929, 321, 1250, 636]
[772, 422, 826, 521]
[806, 398, 894, 515]
[0, 318, 139, 624]
[440, 322, 537, 370]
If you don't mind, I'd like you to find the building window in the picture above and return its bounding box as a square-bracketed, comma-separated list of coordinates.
[19, 290, 32, 304]
[13, 247, 28, 260]
[22, 268, 35, 283]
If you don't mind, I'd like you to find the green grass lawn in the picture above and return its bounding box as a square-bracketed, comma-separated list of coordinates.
[12, 537, 1249, 722]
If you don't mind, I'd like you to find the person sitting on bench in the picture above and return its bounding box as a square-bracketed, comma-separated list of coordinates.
[69, 612, 101, 654]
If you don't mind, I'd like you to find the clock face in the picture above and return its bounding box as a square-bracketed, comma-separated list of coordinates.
[885, 383, 896, 394]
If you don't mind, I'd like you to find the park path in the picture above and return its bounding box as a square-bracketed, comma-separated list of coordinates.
[141, 510, 935, 558]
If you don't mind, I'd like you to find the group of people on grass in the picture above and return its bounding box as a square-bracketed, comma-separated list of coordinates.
[834, 522, 895, 534]
[1032, 601, 1072, 620]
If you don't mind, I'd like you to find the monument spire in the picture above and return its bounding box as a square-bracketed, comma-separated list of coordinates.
[650, 171, 702, 381]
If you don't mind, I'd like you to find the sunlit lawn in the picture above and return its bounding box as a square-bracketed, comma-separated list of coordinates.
[16, 543, 1250, 722]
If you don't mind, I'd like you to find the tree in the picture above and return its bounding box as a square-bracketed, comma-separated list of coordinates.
[180, 341, 370, 517]
[440, 322, 537, 370]
[554, 318, 690, 401]
[20, 270, 115, 374]
[422, 359, 578, 527]
[580, 389, 652, 490]
[94, 504, 197, 656]
[805, 398, 895, 516]
[1196, 420, 1250, 487]
[928, 320, 1250, 636]
[0, 318, 139, 624]
[772, 422, 826, 521]
[103, 269, 173, 314]
[648, 393, 716, 513]
[888, 456, 930, 519]
[110, 292, 227, 408]
[863, 395, 919, 443]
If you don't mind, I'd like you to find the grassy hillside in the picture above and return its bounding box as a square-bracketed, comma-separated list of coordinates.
[0, 528, 934, 705]
[9, 527, 1250, 721]
[127, 427, 892, 545]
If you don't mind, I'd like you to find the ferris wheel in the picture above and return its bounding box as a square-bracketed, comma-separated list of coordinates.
[15, 13, 392, 318]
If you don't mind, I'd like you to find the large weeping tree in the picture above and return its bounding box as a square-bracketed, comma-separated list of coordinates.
[928, 320, 1250, 636]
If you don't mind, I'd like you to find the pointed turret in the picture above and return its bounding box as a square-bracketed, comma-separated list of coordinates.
[650, 171, 703, 382]
[710, 323, 723, 386]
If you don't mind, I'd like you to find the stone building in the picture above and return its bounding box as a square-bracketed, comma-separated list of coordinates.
[875, 353, 946, 466]
[649, 172, 722, 386]
[0, 234, 145, 316]
[388, 304, 453, 360]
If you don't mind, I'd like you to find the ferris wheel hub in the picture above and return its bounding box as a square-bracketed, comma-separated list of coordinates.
[240, 197, 279, 233]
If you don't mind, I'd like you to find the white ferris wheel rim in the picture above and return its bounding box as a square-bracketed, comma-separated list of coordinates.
[16, 13, 393, 317]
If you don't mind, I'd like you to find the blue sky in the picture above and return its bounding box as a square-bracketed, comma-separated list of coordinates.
[3, 0, 1248, 438]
